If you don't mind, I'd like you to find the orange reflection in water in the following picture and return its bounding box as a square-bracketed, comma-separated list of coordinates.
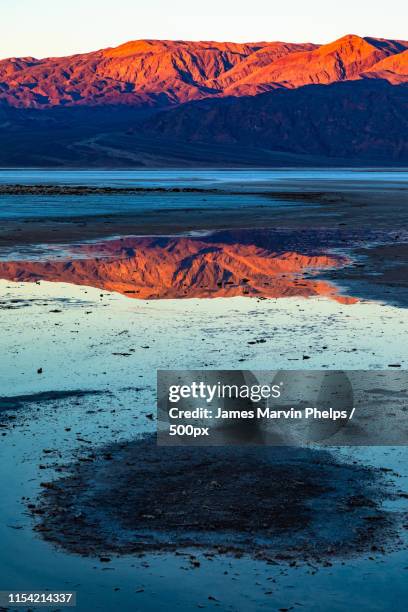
[0, 236, 357, 303]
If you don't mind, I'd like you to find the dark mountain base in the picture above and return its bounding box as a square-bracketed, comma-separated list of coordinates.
[0, 81, 407, 167]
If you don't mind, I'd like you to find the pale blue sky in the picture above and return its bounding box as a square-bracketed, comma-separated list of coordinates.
[1, 0, 407, 59]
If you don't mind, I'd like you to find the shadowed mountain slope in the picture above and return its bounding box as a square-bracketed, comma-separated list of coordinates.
[139, 80, 408, 163]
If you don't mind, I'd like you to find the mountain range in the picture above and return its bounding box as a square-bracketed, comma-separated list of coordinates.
[0, 34, 407, 166]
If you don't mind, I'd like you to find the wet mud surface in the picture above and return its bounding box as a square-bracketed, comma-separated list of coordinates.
[31, 435, 406, 564]
[1, 182, 407, 249]
[322, 242, 408, 307]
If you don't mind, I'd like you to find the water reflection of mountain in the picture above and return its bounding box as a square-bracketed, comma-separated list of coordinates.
[0, 231, 357, 302]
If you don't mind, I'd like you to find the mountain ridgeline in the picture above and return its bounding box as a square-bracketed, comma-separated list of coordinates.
[0, 34, 407, 166]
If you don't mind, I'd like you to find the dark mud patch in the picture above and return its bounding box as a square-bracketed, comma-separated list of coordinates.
[31, 435, 404, 564]
[0, 184, 343, 200]
[0, 389, 109, 431]
[0, 389, 107, 412]
[0, 296, 96, 310]
[0, 184, 224, 196]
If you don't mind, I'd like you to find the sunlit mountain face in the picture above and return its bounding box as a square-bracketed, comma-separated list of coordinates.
[0, 35, 407, 108]
[0, 231, 357, 303]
